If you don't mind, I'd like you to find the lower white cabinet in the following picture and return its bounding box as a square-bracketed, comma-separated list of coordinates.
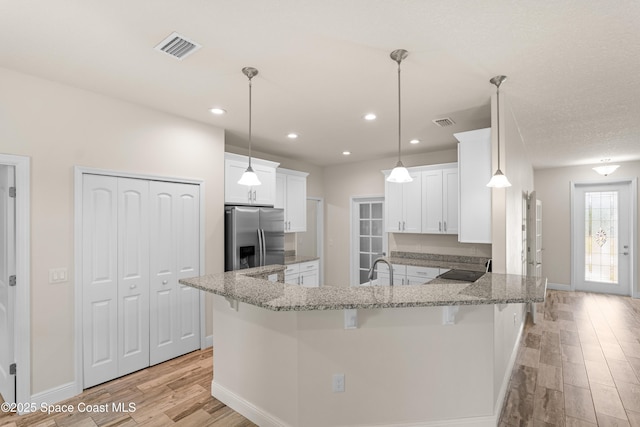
[82, 174, 200, 388]
[284, 260, 319, 287]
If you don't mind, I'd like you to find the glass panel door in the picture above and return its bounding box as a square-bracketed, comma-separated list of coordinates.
[573, 182, 631, 295]
[352, 198, 385, 285]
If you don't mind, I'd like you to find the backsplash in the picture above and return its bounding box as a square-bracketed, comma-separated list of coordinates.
[390, 251, 489, 267]
[389, 233, 492, 258]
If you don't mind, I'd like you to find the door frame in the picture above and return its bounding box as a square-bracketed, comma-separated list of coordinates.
[350, 195, 387, 286]
[0, 154, 30, 409]
[570, 178, 637, 296]
[307, 197, 325, 285]
[73, 166, 206, 395]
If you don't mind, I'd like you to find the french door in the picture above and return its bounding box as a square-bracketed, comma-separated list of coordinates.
[572, 182, 632, 295]
[351, 197, 386, 285]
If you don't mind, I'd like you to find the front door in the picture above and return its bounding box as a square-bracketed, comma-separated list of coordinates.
[573, 182, 632, 295]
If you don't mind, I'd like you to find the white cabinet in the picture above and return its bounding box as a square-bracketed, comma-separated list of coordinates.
[284, 260, 319, 287]
[384, 171, 422, 233]
[275, 168, 308, 233]
[225, 152, 279, 206]
[422, 166, 458, 235]
[455, 128, 492, 243]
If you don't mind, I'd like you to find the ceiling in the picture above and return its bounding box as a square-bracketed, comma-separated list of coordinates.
[1, 1, 639, 169]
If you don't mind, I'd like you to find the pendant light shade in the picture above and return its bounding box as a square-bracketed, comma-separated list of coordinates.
[386, 49, 413, 184]
[239, 66, 261, 186]
[487, 75, 512, 188]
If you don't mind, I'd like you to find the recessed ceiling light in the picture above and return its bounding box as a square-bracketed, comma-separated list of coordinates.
[209, 108, 226, 115]
[287, 133, 299, 139]
[363, 113, 377, 121]
[410, 139, 420, 144]
[342, 151, 351, 156]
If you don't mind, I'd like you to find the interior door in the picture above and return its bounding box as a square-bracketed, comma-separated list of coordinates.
[149, 181, 200, 365]
[0, 165, 15, 404]
[573, 182, 631, 295]
[82, 174, 119, 388]
[117, 178, 150, 376]
[527, 192, 543, 279]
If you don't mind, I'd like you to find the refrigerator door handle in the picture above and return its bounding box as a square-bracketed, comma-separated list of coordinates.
[261, 229, 267, 266]
[257, 229, 263, 266]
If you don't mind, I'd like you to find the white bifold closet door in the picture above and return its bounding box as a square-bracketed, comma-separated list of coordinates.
[82, 175, 199, 389]
[149, 181, 200, 365]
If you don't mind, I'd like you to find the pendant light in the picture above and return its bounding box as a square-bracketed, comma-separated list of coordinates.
[386, 49, 413, 183]
[238, 66, 261, 186]
[486, 75, 512, 188]
[592, 159, 620, 176]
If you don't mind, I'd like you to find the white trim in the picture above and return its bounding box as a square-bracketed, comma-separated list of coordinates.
[204, 334, 214, 349]
[212, 380, 497, 427]
[30, 381, 77, 410]
[212, 381, 294, 427]
[493, 307, 525, 422]
[547, 282, 571, 292]
[74, 166, 206, 396]
[307, 197, 324, 285]
[0, 154, 31, 412]
[570, 178, 637, 296]
[349, 195, 386, 287]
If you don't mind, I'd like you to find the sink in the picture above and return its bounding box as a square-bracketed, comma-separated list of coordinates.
[437, 269, 485, 282]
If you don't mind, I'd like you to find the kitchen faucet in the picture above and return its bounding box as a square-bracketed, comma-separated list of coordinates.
[367, 256, 393, 286]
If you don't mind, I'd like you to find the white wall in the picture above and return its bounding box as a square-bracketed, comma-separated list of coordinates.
[534, 161, 640, 290]
[0, 67, 226, 395]
[491, 92, 534, 274]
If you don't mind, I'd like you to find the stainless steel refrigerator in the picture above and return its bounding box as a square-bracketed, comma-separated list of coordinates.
[225, 206, 285, 271]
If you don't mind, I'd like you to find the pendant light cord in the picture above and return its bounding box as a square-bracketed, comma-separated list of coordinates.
[496, 83, 500, 170]
[397, 59, 402, 164]
[248, 76, 253, 168]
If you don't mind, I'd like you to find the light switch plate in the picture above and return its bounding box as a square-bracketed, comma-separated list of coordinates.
[49, 268, 68, 284]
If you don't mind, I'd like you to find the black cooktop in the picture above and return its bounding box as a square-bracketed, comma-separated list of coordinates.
[437, 269, 485, 282]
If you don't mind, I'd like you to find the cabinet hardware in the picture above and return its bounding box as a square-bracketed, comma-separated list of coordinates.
[248, 190, 252, 202]
[402, 221, 406, 231]
[444, 221, 447, 232]
[253, 190, 257, 201]
[398, 221, 401, 231]
[439, 222, 442, 232]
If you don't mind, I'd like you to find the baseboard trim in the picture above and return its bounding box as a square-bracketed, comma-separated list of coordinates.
[29, 381, 78, 413]
[548, 282, 571, 291]
[204, 334, 213, 349]
[212, 381, 293, 427]
[211, 381, 497, 427]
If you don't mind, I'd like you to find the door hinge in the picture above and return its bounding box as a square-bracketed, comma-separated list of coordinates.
[9, 187, 16, 198]
[9, 275, 16, 286]
[10, 363, 16, 375]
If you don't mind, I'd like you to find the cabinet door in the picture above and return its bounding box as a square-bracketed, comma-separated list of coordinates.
[225, 159, 253, 205]
[442, 167, 458, 235]
[300, 270, 318, 287]
[275, 173, 286, 210]
[83, 175, 119, 388]
[406, 275, 429, 285]
[422, 170, 443, 234]
[253, 164, 276, 206]
[286, 175, 307, 232]
[402, 172, 422, 233]
[285, 274, 299, 285]
[385, 181, 403, 232]
[117, 178, 150, 377]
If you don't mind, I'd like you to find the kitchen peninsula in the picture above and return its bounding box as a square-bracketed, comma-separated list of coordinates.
[181, 264, 546, 427]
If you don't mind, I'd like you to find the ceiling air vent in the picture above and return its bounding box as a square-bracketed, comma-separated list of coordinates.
[432, 117, 455, 127]
[154, 32, 201, 60]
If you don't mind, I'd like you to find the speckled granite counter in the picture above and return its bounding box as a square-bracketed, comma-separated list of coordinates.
[387, 251, 489, 272]
[180, 265, 546, 311]
[284, 255, 320, 265]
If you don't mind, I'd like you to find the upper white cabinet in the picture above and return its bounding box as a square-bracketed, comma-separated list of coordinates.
[383, 163, 457, 235]
[422, 166, 458, 235]
[455, 128, 492, 243]
[275, 168, 309, 233]
[384, 170, 422, 233]
[225, 153, 279, 206]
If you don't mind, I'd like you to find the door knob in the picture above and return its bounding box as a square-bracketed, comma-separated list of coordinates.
[162, 280, 168, 285]
[130, 284, 136, 289]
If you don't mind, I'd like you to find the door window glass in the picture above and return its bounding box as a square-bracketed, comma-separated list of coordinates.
[585, 191, 618, 284]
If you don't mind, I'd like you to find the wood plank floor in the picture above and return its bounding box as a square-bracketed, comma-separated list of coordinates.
[500, 290, 640, 426]
[0, 349, 255, 427]
[3, 290, 640, 426]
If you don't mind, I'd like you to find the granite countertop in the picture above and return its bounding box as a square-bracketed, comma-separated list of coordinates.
[180, 266, 547, 312]
[386, 251, 490, 272]
[284, 255, 320, 265]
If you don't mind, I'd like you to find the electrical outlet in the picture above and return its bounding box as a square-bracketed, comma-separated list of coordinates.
[344, 309, 358, 329]
[332, 374, 345, 392]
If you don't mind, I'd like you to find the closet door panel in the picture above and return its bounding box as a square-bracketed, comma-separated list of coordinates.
[82, 175, 118, 388]
[117, 178, 149, 376]
[149, 182, 178, 365]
